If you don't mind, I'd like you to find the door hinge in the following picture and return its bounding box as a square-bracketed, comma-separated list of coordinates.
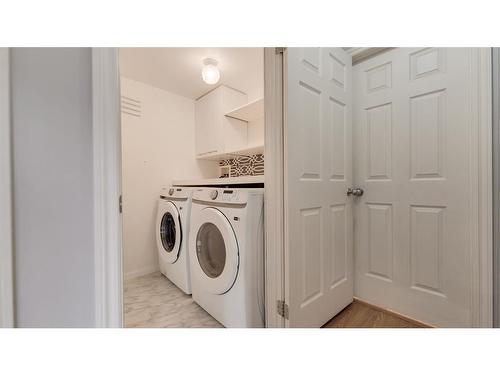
[277, 299, 289, 319]
[275, 47, 287, 55]
[119, 195, 123, 214]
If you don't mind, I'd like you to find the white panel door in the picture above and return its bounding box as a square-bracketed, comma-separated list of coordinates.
[285, 48, 353, 327]
[353, 48, 474, 327]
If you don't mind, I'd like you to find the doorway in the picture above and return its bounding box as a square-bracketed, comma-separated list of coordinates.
[117, 48, 265, 328]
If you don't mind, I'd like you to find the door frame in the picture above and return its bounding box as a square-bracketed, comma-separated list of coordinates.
[0, 47, 15, 328]
[92, 48, 123, 328]
[492, 48, 500, 328]
[264, 47, 286, 327]
[472, 48, 493, 327]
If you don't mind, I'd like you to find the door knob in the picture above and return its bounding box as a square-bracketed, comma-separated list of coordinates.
[346, 187, 364, 197]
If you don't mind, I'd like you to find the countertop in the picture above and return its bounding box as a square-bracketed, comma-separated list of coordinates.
[172, 175, 264, 186]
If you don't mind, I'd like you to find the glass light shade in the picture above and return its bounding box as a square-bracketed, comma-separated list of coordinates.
[202, 59, 220, 85]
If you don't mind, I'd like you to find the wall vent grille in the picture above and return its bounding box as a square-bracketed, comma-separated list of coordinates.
[121, 95, 142, 117]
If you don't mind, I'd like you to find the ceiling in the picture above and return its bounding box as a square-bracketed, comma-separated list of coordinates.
[119, 48, 264, 100]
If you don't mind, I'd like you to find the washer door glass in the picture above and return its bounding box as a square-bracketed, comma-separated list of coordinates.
[191, 207, 239, 295]
[160, 212, 176, 252]
[196, 223, 226, 278]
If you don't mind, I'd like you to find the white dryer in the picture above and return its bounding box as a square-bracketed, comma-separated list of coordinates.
[156, 186, 194, 294]
[189, 187, 265, 328]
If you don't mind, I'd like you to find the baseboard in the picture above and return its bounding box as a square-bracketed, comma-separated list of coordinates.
[124, 264, 159, 281]
[353, 297, 434, 328]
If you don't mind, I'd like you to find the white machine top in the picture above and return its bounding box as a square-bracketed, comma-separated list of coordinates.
[159, 186, 192, 200]
[173, 175, 264, 187]
[191, 187, 263, 205]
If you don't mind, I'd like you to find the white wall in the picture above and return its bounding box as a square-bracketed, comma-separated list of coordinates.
[121, 77, 219, 280]
[11, 48, 95, 327]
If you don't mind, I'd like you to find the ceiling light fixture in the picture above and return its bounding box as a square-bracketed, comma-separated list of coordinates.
[202, 58, 220, 85]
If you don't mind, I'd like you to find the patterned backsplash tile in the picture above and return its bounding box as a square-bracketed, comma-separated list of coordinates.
[219, 154, 264, 177]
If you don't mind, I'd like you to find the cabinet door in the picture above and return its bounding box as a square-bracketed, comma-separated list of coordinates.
[195, 90, 222, 157]
[195, 85, 249, 158]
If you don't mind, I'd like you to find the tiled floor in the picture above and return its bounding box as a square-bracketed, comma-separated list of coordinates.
[124, 272, 222, 328]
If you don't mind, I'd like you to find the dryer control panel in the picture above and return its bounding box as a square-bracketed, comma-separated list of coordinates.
[159, 186, 191, 201]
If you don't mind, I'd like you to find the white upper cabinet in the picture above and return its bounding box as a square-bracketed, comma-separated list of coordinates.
[194, 88, 220, 157]
[195, 85, 248, 158]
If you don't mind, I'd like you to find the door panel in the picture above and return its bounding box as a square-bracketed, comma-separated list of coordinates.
[353, 48, 472, 327]
[285, 48, 353, 327]
[366, 203, 393, 281]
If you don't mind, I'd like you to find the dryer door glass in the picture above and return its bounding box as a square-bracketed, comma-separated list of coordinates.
[160, 212, 176, 252]
[196, 222, 226, 278]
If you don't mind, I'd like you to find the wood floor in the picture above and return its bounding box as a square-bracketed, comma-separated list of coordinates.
[124, 272, 222, 328]
[323, 301, 424, 328]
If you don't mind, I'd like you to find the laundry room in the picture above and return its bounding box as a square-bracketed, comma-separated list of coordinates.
[119, 48, 265, 328]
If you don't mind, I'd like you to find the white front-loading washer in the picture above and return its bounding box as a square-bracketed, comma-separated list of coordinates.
[156, 186, 194, 294]
[189, 187, 265, 328]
